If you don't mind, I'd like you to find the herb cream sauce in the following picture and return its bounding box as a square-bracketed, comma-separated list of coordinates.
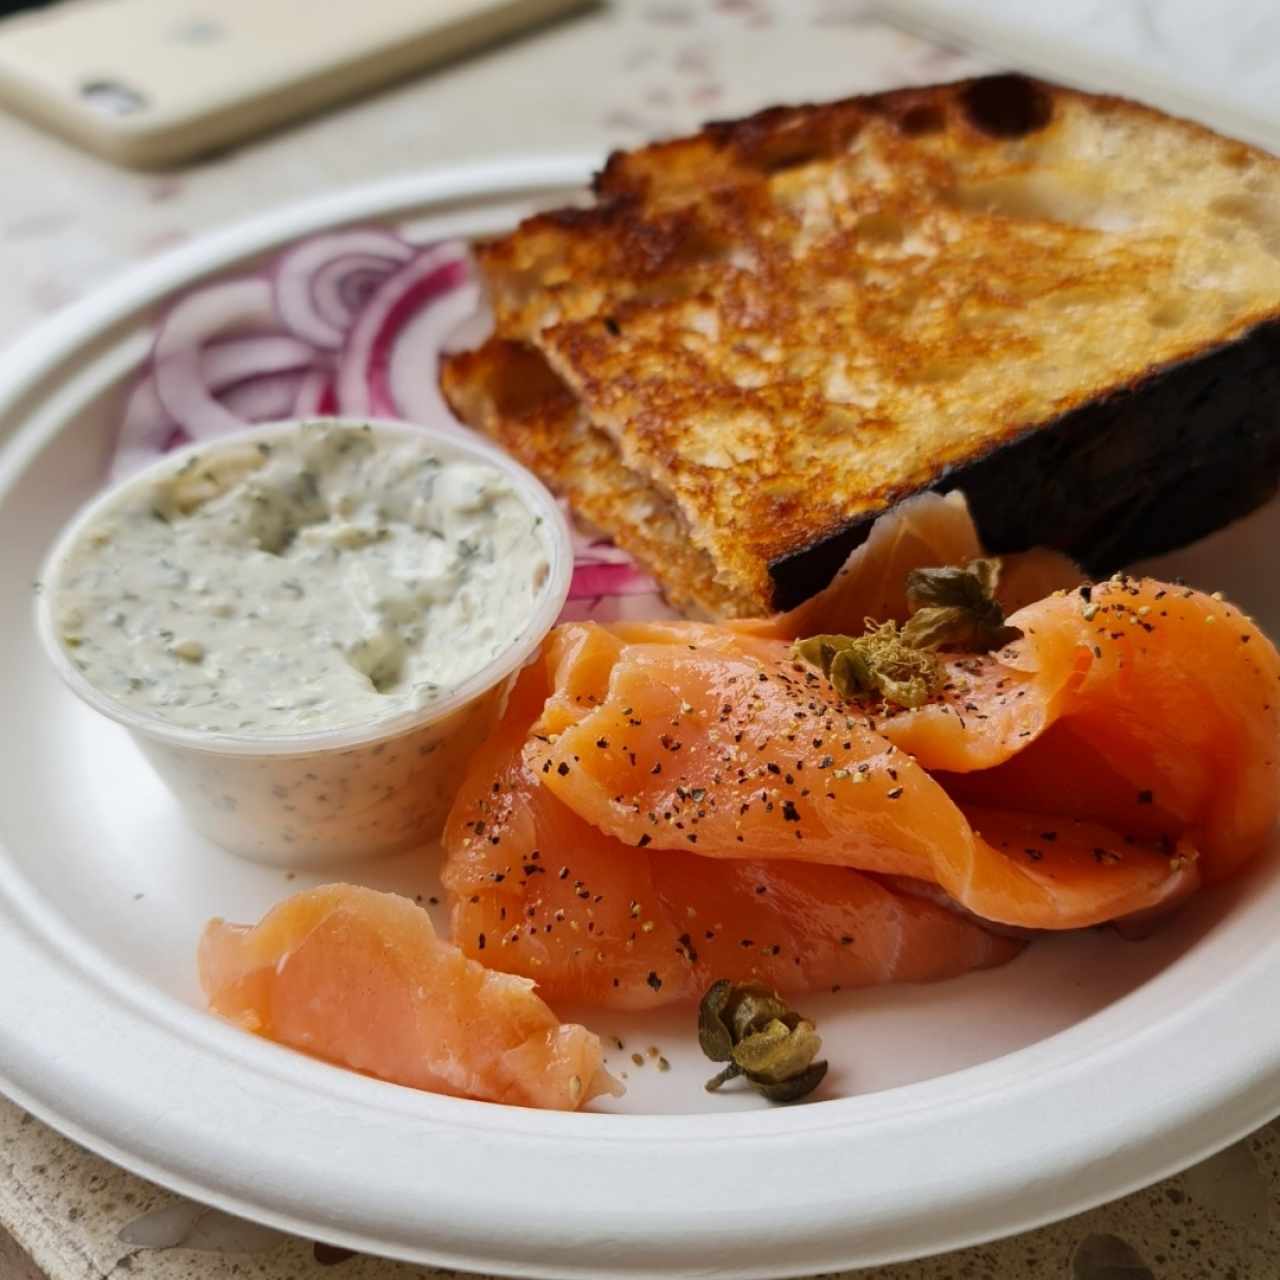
[53, 423, 552, 735]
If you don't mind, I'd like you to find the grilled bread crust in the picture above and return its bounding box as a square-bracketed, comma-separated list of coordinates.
[444, 75, 1280, 615]
[439, 339, 755, 617]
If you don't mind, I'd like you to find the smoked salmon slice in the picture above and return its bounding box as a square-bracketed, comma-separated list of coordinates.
[442, 662, 1020, 1009]
[733, 491, 1084, 641]
[525, 618, 1206, 927]
[872, 578, 1280, 883]
[199, 884, 619, 1110]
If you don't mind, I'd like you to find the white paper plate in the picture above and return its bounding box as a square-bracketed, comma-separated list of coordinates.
[2, 158, 1280, 1280]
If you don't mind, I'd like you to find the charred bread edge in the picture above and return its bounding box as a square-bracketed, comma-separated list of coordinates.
[768, 315, 1280, 610]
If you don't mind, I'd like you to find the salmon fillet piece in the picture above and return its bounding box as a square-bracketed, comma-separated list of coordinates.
[870, 579, 1280, 883]
[733, 491, 1084, 641]
[443, 660, 1018, 1008]
[199, 884, 619, 1110]
[527, 616, 1215, 928]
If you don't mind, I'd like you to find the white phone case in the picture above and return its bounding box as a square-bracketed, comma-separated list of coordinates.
[0, 0, 591, 169]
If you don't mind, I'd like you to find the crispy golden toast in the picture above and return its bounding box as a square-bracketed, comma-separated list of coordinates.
[443, 75, 1280, 616]
[439, 339, 754, 617]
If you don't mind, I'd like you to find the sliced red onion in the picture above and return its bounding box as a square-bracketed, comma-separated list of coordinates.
[557, 525, 675, 623]
[335, 243, 471, 422]
[311, 255, 401, 336]
[292, 368, 334, 418]
[218, 371, 311, 423]
[569, 519, 638, 566]
[110, 376, 186, 481]
[200, 333, 316, 390]
[115, 232, 475, 477]
[559, 586, 678, 624]
[273, 229, 412, 349]
[567, 561, 659, 600]
[152, 278, 280, 441]
[380, 281, 484, 427]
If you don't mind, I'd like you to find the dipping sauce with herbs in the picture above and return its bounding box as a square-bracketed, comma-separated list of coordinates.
[37, 419, 570, 867]
[51, 422, 553, 736]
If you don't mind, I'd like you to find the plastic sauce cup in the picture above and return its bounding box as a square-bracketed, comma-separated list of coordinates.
[35, 417, 572, 868]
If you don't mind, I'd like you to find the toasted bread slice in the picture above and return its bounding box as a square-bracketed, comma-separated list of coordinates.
[439, 338, 755, 617]
[445, 75, 1280, 615]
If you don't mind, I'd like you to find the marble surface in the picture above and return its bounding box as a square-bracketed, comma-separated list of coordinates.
[1, 1, 1277, 1277]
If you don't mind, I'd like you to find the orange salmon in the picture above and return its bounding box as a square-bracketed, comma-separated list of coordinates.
[442, 662, 1020, 1008]
[199, 884, 620, 1110]
[734, 491, 1084, 641]
[527, 618, 1203, 927]
[872, 578, 1280, 883]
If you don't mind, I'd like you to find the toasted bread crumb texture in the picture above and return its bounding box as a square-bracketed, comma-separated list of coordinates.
[443, 77, 1280, 615]
[440, 339, 754, 617]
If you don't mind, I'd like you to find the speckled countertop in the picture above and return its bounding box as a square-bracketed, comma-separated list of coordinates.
[7, 1090, 1280, 1279]
[2, 1, 1278, 1277]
